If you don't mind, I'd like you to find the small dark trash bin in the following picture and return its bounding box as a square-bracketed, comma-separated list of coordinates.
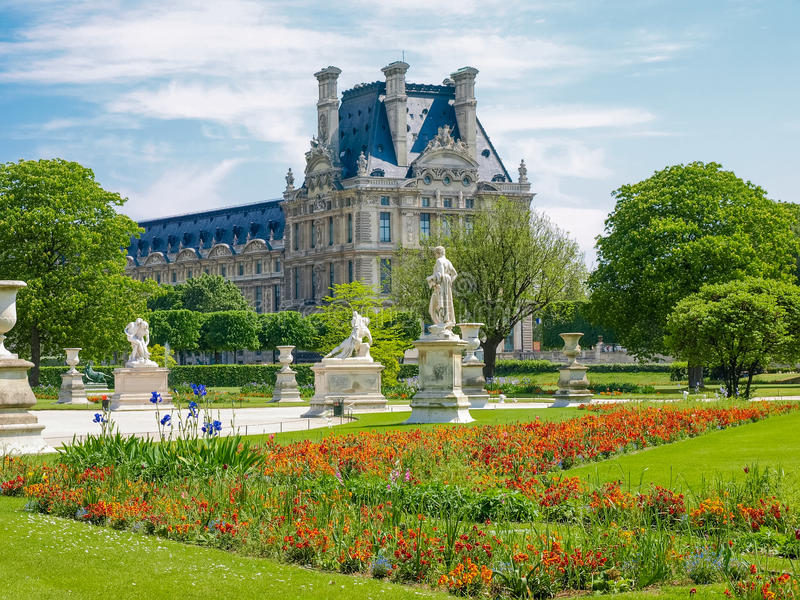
[333, 401, 343, 417]
[102, 399, 110, 410]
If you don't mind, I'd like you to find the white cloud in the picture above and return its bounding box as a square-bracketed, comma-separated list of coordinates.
[482, 105, 656, 132]
[538, 205, 609, 267]
[121, 158, 243, 220]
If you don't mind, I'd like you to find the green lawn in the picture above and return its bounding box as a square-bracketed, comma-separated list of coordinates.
[568, 410, 800, 494]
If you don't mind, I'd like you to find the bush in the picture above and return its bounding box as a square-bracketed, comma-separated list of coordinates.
[168, 365, 314, 388]
[494, 360, 674, 376]
[398, 364, 418, 379]
[35, 366, 117, 388]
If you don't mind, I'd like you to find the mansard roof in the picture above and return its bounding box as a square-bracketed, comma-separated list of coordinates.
[127, 199, 284, 258]
[338, 81, 510, 182]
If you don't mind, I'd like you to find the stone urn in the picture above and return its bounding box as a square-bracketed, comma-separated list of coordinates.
[458, 323, 483, 363]
[64, 348, 81, 375]
[559, 332, 583, 365]
[277, 345, 295, 373]
[0, 281, 26, 359]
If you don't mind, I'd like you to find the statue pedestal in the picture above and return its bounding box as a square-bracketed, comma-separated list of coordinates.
[303, 358, 385, 417]
[57, 371, 89, 404]
[551, 364, 592, 407]
[0, 358, 50, 454]
[406, 336, 473, 424]
[111, 367, 172, 409]
[272, 367, 301, 402]
[462, 361, 489, 409]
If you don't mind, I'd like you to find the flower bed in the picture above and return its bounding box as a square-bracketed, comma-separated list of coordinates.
[3, 403, 799, 598]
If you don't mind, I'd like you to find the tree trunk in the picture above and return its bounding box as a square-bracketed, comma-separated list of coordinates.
[688, 364, 704, 390]
[744, 364, 756, 399]
[30, 326, 41, 387]
[482, 336, 502, 379]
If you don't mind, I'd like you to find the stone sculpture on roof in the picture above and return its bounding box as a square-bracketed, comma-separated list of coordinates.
[357, 151, 368, 176]
[423, 125, 468, 155]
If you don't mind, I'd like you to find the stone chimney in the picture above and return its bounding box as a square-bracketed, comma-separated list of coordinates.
[451, 66, 479, 159]
[381, 61, 410, 167]
[314, 66, 342, 159]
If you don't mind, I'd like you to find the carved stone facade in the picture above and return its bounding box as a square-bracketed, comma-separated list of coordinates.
[125, 62, 537, 361]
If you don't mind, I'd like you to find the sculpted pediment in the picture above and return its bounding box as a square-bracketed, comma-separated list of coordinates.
[242, 239, 269, 254]
[175, 248, 200, 262]
[412, 125, 479, 173]
[208, 244, 234, 258]
[144, 252, 167, 266]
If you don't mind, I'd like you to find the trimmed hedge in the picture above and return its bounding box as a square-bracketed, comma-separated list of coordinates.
[35, 366, 118, 388]
[167, 365, 315, 388]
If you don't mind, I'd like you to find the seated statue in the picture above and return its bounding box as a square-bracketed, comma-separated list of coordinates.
[325, 311, 373, 361]
[83, 361, 109, 384]
[124, 318, 158, 368]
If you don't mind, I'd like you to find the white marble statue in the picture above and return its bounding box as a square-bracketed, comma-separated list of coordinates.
[325, 310, 373, 360]
[124, 318, 157, 367]
[427, 246, 458, 337]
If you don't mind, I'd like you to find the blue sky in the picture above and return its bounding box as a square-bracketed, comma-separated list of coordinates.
[1, 0, 798, 264]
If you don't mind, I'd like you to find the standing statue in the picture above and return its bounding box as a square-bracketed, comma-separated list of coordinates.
[124, 318, 157, 367]
[285, 168, 295, 190]
[357, 151, 368, 176]
[325, 311, 373, 360]
[427, 246, 458, 337]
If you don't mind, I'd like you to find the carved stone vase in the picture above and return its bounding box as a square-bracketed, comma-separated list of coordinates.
[552, 332, 592, 407]
[0, 281, 25, 359]
[64, 348, 81, 375]
[58, 347, 89, 405]
[456, 322, 489, 409]
[273, 345, 301, 402]
[458, 323, 482, 364]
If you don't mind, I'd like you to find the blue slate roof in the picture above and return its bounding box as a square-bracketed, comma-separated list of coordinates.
[127, 199, 284, 258]
[338, 81, 511, 181]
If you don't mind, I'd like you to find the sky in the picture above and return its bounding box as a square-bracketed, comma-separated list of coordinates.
[1, 0, 798, 265]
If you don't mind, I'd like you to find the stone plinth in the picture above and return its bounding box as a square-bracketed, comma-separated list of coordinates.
[303, 358, 386, 417]
[0, 358, 49, 454]
[551, 365, 592, 407]
[406, 336, 473, 424]
[111, 367, 172, 409]
[462, 362, 489, 409]
[57, 371, 89, 404]
[272, 368, 301, 402]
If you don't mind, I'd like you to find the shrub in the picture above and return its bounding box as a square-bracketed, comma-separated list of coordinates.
[35, 366, 117, 388]
[168, 364, 314, 388]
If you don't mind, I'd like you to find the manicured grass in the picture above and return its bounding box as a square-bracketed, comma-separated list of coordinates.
[0, 495, 449, 600]
[568, 409, 800, 493]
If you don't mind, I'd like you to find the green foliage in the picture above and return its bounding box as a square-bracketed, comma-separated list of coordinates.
[0, 158, 157, 383]
[147, 344, 177, 369]
[666, 278, 800, 397]
[589, 162, 800, 359]
[392, 197, 586, 377]
[259, 311, 315, 350]
[312, 282, 414, 386]
[167, 364, 315, 388]
[199, 311, 260, 353]
[36, 366, 117, 388]
[149, 310, 206, 351]
[147, 274, 252, 313]
[540, 301, 616, 348]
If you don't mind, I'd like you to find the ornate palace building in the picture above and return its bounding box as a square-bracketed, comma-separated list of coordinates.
[126, 62, 535, 359]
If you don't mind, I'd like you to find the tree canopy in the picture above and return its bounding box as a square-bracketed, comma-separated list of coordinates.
[392, 197, 585, 377]
[259, 311, 316, 351]
[588, 162, 799, 359]
[148, 274, 252, 313]
[666, 278, 800, 398]
[0, 158, 156, 384]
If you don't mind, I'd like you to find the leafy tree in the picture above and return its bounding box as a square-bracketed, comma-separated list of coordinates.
[0, 158, 156, 385]
[147, 344, 177, 369]
[540, 301, 616, 349]
[588, 162, 798, 371]
[666, 279, 800, 398]
[311, 282, 414, 386]
[392, 197, 585, 377]
[199, 311, 260, 363]
[259, 311, 315, 351]
[149, 310, 206, 351]
[147, 274, 251, 313]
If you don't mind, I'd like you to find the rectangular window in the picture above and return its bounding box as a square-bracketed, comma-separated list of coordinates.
[310, 222, 315, 248]
[328, 217, 334, 245]
[379, 258, 391, 294]
[273, 284, 281, 312]
[347, 213, 353, 243]
[348, 260, 353, 283]
[156, 273, 161, 283]
[441, 216, 451, 238]
[311, 268, 317, 298]
[238, 264, 244, 276]
[504, 330, 515, 352]
[204, 268, 209, 275]
[329, 263, 335, 291]
[255, 287, 262, 314]
[274, 259, 281, 272]
[465, 215, 474, 234]
[379, 212, 391, 242]
[420, 213, 431, 238]
[443, 198, 452, 208]
[465, 198, 474, 209]
[171, 272, 176, 283]
[380, 196, 390, 206]
[294, 268, 300, 299]
[293, 223, 299, 251]
[220, 265, 226, 277]
[421, 197, 430, 208]
[187, 269, 192, 279]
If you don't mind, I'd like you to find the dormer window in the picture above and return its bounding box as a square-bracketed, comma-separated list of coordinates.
[491, 174, 506, 182]
[481, 149, 491, 158]
[370, 168, 385, 177]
